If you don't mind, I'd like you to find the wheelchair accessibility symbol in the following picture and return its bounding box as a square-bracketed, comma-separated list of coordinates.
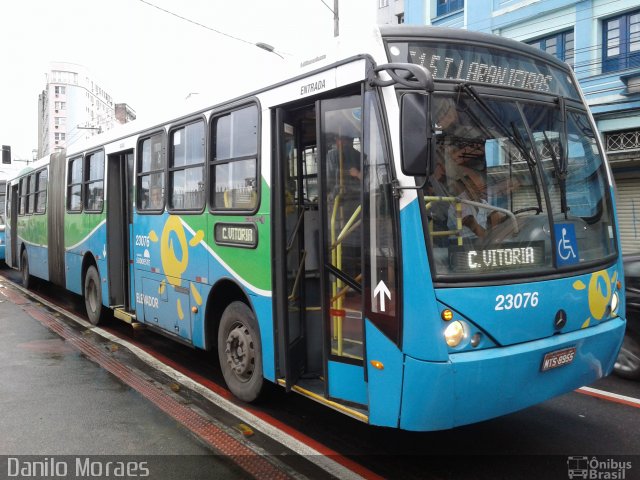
[555, 223, 579, 266]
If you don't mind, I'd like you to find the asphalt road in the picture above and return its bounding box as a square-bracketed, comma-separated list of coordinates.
[2, 265, 638, 480]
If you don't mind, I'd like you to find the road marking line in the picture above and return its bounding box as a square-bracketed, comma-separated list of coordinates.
[2, 279, 376, 480]
[577, 386, 640, 409]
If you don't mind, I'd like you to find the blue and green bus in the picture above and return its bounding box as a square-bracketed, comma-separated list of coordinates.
[6, 26, 626, 430]
[0, 174, 7, 262]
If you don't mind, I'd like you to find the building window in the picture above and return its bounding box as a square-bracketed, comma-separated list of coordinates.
[603, 10, 640, 73]
[54, 86, 66, 95]
[169, 120, 205, 211]
[437, 0, 463, 16]
[606, 129, 640, 152]
[379, 0, 389, 7]
[137, 133, 164, 211]
[528, 30, 574, 68]
[210, 104, 258, 211]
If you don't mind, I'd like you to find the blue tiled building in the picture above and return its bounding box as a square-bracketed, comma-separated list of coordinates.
[377, 0, 640, 253]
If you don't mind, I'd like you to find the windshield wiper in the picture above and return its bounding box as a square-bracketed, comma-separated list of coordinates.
[541, 130, 568, 216]
[457, 83, 543, 213]
[458, 84, 531, 160]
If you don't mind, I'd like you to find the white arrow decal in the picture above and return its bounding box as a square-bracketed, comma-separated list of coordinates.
[373, 280, 391, 313]
[103, 245, 107, 259]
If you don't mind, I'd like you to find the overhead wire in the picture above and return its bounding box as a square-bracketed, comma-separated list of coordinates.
[136, 0, 257, 47]
[135, 0, 292, 56]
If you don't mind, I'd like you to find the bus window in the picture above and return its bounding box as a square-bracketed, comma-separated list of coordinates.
[169, 120, 205, 211]
[210, 105, 258, 211]
[137, 134, 164, 211]
[3, 181, 9, 223]
[27, 174, 35, 214]
[84, 151, 104, 212]
[67, 156, 82, 212]
[321, 95, 364, 360]
[35, 169, 48, 213]
[18, 179, 24, 216]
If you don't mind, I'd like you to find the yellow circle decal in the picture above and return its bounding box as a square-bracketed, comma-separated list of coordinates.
[161, 216, 189, 286]
[588, 270, 611, 321]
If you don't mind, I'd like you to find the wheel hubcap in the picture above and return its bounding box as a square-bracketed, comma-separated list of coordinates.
[88, 280, 97, 311]
[225, 324, 255, 381]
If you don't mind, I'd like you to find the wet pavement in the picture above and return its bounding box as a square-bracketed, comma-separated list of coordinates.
[0, 280, 291, 479]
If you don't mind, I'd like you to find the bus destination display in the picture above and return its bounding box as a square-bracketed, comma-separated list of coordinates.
[449, 241, 545, 273]
[387, 41, 581, 99]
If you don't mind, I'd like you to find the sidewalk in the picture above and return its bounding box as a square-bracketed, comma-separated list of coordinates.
[0, 279, 296, 479]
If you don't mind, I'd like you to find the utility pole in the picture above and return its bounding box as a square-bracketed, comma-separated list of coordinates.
[321, 0, 339, 37]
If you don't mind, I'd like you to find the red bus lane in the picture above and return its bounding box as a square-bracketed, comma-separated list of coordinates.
[0, 272, 382, 480]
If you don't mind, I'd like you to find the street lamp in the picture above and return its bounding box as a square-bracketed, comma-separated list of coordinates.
[255, 42, 284, 60]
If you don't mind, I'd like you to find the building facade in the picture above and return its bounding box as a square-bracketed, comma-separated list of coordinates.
[37, 62, 136, 157]
[393, 0, 640, 254]
[377, 0, 406, 24]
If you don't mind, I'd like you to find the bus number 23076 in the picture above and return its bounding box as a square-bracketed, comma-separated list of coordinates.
[495, 292, 539, 311]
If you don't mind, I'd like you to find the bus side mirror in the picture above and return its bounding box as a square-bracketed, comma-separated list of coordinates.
[400, 94, 432, 176]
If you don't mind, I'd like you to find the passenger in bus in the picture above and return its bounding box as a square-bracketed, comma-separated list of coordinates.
[433, 98, 490, 239]
[435, 102, 485, 170]
[327, 133, 362, 280]
[149, 186, 163, 209]
[327, 134, 361, 191]
[447, 168, 505, 239]
[425, 160, 451, 243]
[448, 174, 490, 238]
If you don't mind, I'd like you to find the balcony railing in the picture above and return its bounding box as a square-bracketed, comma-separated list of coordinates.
[606, 130, 640, 152]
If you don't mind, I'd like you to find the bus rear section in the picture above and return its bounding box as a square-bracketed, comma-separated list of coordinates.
[0, 178, 6, 262]
[5, 152, 65, 288]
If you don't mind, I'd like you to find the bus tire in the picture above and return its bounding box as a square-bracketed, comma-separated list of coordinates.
[218, 301, 264, 402]
[614, 333, 640, 380]
[21, 250, 32, 289]
[84, 265, 105, 326]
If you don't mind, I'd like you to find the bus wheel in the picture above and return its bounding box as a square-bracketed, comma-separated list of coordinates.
[84, 265, 105, 326]
[21, 250, 32, 289]
[218, 301, 264, 402]
[614, 333, 640, 380]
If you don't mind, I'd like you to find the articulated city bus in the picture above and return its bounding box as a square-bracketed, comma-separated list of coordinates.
[6, 26, 626, 431]
[0, 173, 8, 261]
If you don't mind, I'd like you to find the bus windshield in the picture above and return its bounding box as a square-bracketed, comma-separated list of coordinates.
[423, 92, 617, 278]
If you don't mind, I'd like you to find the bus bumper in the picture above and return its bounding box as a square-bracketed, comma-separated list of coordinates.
[398, 317, 625, 431]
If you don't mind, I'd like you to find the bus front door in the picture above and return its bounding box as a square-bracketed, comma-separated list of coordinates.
[317, 96, 367, 407]
[274, 108, 308, 390]
[274, 95, 367, 408]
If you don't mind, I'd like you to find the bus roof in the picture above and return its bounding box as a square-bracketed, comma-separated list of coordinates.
[63, 25, 573, 158]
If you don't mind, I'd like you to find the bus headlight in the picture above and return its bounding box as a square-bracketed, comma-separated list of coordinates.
[444, 320, 465, 347]
[611, 291, 619, 316]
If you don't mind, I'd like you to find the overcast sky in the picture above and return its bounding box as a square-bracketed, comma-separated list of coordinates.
[1, 0, 368, 161]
